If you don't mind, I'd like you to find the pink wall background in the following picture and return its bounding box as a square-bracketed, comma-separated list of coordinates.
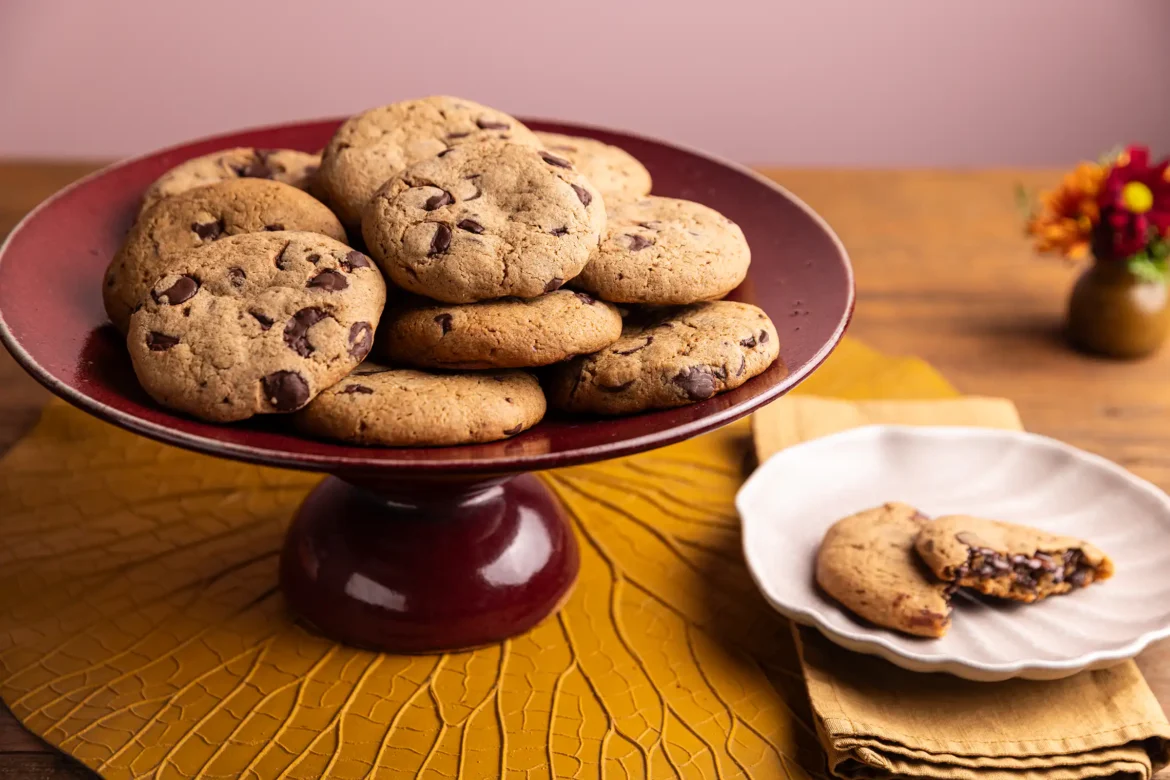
[2, 0, 1169, 166]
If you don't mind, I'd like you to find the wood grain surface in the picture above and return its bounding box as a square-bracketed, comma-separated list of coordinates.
[0, 161, 1167, 778]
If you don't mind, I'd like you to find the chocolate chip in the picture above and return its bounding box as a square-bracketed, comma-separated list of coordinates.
[251, 311, 274, 330]
[437, 148, 454, 158]
[348, 322, 373, 358]
[308, 269, 348, 291]
[307, 253, 322, 265]
[503, 423, 524, 435]
[465, 186, 483, 201]
[625, 234, 653, 251]
[264, 223, 285, 231]
[236, 155, 273, 179]
[544, 278, 564, 293]
[672, 366, 717, 400]
[262, 371, 310, 411]
[759, 329, 769, 343]
[429, 223, 452, 255]
[342, 250, 371, 271]
[550, 227, 569, 236]
[192, 219, 224, 241]
[615, 336, 653, 355]
[283, 307, 328, 356]
[477, 118, 510, 130]
[737, 355, 746, 376]
[1069, 569, 1089, 588]
[571, 184, 592, 207]
[275, 241, 293, 270]
[146, 332, 179, 351]
[342, 384, 374, 395]
[228, 267, 246, 288]
[153, 275, 199, 305]
[435, 313, 454, 334]
[457, 219, 484, 234]
[446, 131, 471, 140]
[712, 366, 728, 380]
[740, 335, 757, 348]
[574, 292, 595, 305]
[599, 380, 635, 393]
[424, 190, 453, 211]
[541, 153, 572, 169]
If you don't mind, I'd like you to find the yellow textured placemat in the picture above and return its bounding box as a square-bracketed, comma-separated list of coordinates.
[0, 338, 957, 779]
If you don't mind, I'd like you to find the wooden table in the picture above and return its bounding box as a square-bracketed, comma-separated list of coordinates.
[1, 162, 1167, 778]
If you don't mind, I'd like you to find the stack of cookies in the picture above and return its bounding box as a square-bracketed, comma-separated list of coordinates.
[105, 96, 781, 447]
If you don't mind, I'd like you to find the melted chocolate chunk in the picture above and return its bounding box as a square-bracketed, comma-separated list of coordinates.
[544, 278, 564, 293]
[228, 267, 246, 288]
[625, 234, 653, 251]
[574, 292, 595, 305]
[341, 384, 374, 395]
[262, 371, 309, 411]
[424, 190, 453, 211]
[308, 269, 348, 291]
[615, 336, 653, 356]
[283, 307, 328, 356]
[672, 366, 717, 401]
[477, 118, 511, 130]
[571, 184, 592, 207]
[348, 322, 373, 358]
[435, 313, 454, 334]
[342, 250, 372, 271]
[192, 219, 224, 241]
[541, 153, 572, 169]
[429, 223, 452, 255]
[457, 219, 484, 234]
[146, 332, 179, 351]
[152, 275, 199, 305]
[250, 311, 274, 330]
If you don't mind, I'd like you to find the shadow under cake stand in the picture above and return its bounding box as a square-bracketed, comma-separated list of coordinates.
[0, 118, 854, 653]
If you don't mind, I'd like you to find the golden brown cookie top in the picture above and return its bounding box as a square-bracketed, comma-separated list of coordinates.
[534, 131, 652, 200]
[105, 178, 347, 333]
[140, 147, 320, 215]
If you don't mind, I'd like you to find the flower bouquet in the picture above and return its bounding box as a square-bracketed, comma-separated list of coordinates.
[1023, 146, 1170, 358]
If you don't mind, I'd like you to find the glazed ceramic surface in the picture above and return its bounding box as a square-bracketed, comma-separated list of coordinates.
[0, 118, 853, 473]
[738, 425, 1170, 681]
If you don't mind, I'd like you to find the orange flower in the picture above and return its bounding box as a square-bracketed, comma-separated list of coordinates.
[1026, 162, 1106, 260]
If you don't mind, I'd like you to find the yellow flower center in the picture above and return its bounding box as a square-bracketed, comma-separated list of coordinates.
[1121, 181, 1154, 213]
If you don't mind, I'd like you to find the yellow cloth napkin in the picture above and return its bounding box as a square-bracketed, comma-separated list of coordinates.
[753, 396, 1170, 780]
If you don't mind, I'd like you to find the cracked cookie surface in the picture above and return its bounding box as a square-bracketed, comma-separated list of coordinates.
[363, 140, 606, 303]
[139, 147, 320, 215]
[546, 301, 779, 415]
[916, 515, 1114, 603]
[534, 131, 652, 200]
[319, 96, 539, 228]
[127, 232, 385, 422]
[105, 179, 347, 334]
[574, 196, 750, 304]
[295, 363, 546, 446]
[377, 290, 622, 369]
[816, 502, 952, 638]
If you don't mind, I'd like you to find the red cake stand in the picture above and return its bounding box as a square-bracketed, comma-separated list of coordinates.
[0, 119, 853, 653]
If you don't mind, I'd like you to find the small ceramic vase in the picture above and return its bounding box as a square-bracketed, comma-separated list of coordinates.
[1066, 261, 1170, 359]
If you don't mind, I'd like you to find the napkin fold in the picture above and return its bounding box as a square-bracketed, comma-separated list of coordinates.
[752, 396, 1170, 780]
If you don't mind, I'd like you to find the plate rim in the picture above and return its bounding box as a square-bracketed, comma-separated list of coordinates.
[737, 424, 1170, 680]
[0, 117, 855, 474]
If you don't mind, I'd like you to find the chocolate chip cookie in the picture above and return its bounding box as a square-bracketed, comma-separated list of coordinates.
[915, 516, 1114, 603]
[295, 363, 545, 446]
[363, 140, 606, 303]
[546, 301, 780, 415]
[377, 290, 622, 369]
[573, 196, 750, 304]
[318, 96, 539, 228]
[139, 147, 320, 215]
[105, 179, 348, 334]
[127, 232, 385, 423]
[534, 131, 652, 200]
[816, 503, 952, 638]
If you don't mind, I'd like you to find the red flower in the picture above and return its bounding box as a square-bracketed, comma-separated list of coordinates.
[1097, 146, 1170, 259]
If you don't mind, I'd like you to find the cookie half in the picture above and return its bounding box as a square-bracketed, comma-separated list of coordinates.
[377, 290, 622, 369]
[574, 196, 750, 305]
[106, 179, 347, 333]
[363, 140, 605, 303]
[816, 503, 952, 638]
[127, 232, 385, 422]
[534, 131, 652, 200]
[915, 516, 1114, 603]
[319, 96, 540, 228]
[140, 147, 320, 215]
[295, 364, 546, 447]
[546, 301, 780, 416]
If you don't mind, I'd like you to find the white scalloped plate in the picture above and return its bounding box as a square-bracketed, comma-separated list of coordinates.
[738, 425, 1170, 681]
